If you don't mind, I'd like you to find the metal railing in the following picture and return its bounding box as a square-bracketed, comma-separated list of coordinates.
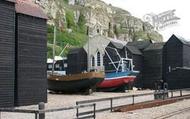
[1, 88, 190, 119]
[0, 103, 96, 119]
[76, 88, 190, 113]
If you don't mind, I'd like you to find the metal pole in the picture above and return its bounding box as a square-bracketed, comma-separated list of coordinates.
[171, 91, 173, 98]
[35, 112, 38, 119]
[132, 95, 135, 105]
[76, 102, 79, 118]
[180, 90, 182, 97]
[93, 103, 96, 119]
[162, 91, 165, 100]
[110, 98, 113, 112]
[39, 102, 45, 119]
[52, 25, 56, 75]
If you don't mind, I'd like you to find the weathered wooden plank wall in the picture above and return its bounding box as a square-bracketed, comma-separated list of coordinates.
[0, 0, 15, 107]
[15, 14, 47, 106]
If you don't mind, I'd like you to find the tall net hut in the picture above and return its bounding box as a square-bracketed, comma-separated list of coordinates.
[0, 0, 16, 107]
[15, 0, 48, 106]
[142, 43, 164, 89]
[163, 34, 190, 89]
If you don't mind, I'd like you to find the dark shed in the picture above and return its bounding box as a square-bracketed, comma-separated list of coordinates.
[67, 48, 87, 74]
[15, 0, 48, 106]
[0, 0, 15, 107]
[103, 39, 128, 72]
[104, 41, 126, 72]
[142, 43, 164, 89]
[166, 67, 190, 89]
[127, 40, 152, 52]
[163, 34, 190, 89]
[126, 45, 142, 71]
[126, 45, 143, 87]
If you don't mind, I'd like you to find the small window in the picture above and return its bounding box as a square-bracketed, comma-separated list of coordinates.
[97, 29, 100, 33]
[91, 56, 95, 67]
[55, 64, 60, 69]
[48, 64, 53, 70]
[97, 52, 101, 66]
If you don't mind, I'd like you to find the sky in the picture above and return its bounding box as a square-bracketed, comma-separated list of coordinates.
[102, 0, 190, 41]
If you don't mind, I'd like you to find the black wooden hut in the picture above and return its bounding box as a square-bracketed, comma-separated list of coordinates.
[163, 34, 190, 89]
[15, 0, 48, 106]
[127, 40, 152, 52]
[67, 48, 87, 74]
[126, 45, 143, 87]
[142, 43, 164, 89]
[103, 40, 127, 72]
[0, 0, 16, 108]
[166, 67, 190, 89]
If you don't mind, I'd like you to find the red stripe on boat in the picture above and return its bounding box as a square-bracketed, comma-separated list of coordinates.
[97, 76, 136, 88]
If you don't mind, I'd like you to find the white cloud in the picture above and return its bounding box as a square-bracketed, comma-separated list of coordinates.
[102, 0, 190, 41]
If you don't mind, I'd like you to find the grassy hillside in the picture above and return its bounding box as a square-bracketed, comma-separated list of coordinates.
[47, 8, 88, 58]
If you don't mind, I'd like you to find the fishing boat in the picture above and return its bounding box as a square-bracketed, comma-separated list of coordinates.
[97, 47, 139, 92]
[48, 72, 104, 94]
[47, 26, 104, 94]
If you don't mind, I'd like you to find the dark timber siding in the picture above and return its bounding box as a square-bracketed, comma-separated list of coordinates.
[163, 35, 190, 89]
[15, 14, 47, 106]
[127, 53, 143, 88]
[142, 44, 164, 89]
[0, 0, 15, 107]
[67, 48, 87, 74]
[183, 45, 190, 67]
[163, 36, 183, 80]
[166, 68, 190, 89]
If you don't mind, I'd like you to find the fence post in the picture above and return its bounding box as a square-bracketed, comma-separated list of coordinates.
[35, 112, 38, 119]
[76, 102, 79, 118]
[171, 91, 173, 98]
[93, 103, 96, 119]
[110, 98, 113, 112]
[180, 90, 182, 97]
[39, 102, 45, 119]
[162, 91, 165, 100]
[132, 95, 135, 105]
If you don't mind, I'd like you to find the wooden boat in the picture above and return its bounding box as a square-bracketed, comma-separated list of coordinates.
[97, 46, 139, 92]
[48, 72, 104, 94]
[97, 70, 139, 92]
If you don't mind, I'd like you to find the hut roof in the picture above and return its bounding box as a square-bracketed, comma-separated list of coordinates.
[127, 40, 152, 50]
[5, 0, 16, 2]
[109, 38, 127, 49]
[170, 34, 190, 47]
[69, 48, 85, 54]
[15, 0, 48, 19]
[126, 45, 142, 55]
[144, 43, 165, 51]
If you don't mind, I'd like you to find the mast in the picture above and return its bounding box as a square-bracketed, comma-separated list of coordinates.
[87, 26, 90, 72]
[86, 7, 92, 72]
[52, 25, 56, 74]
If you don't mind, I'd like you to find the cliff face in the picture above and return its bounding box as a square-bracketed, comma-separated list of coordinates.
[36, 0, 162, 41]
[34, 0, 163, 57]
